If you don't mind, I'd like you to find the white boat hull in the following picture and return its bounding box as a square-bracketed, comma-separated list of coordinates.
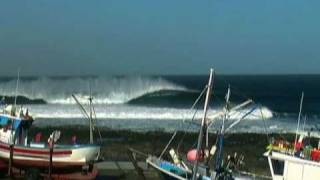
[0, 141, 100, 169]
[265, 151, 320, 180]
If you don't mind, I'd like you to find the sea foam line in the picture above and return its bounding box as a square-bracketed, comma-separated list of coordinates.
[29, 104, 273, 120]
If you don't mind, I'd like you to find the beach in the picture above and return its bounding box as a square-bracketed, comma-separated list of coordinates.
[27, 126, 283, 178]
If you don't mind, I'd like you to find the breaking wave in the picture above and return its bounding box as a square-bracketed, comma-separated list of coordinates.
[30, 104, 275, 132]
[28, 104, 273, 120]
[0, 76, 190, 105]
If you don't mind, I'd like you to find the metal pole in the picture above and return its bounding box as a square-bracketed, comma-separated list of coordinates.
[294, 92, 304, 154]
[89, 96, 93, 144]
[14, 68, 20, 110]
[8, 68, 19, 177]
[192, 69, 214, 180]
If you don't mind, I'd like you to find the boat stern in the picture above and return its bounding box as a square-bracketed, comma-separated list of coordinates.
[264, 150, 286, 180]
[71, 145, 101, 163]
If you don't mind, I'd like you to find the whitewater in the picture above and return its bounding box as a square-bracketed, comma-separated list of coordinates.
[0, 76, 190, 104]
[1, 75, 319, 133]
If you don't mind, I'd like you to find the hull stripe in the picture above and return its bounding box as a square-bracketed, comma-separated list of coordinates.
[0, 144, 72, 156]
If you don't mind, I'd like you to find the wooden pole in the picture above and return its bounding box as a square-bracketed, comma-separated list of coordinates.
[8, 144, 14, 177]
[49, 141, 53, 179]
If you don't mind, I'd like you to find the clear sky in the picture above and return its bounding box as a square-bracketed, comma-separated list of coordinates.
[0, 0, 319, 76]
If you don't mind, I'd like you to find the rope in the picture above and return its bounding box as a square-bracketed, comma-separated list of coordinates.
[159, 131, 177, 159]
[177, 86, 208, 152]
[158, 86, 208, 159]
[92, 101, 103, 143]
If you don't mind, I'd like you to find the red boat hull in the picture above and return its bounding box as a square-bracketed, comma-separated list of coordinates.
[0, 159, 7, 172]
[0, 142, 87, 170]
[0, 157, 84, 170]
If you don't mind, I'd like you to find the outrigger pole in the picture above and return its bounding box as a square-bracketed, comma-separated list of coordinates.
[192, 69, 214, 180]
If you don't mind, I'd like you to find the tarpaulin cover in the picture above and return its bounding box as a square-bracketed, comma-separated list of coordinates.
[0, 115, 22, 129]
[0, 116, 9, 126]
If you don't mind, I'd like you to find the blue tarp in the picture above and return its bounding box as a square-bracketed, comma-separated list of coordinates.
[14, 120, 22, 129]
[0, 116, 9, 126]
[160, 162, 186, 176]
[0, 115, 22, 129]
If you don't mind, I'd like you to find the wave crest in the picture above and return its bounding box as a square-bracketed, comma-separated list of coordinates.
[0, 76, 189, 104]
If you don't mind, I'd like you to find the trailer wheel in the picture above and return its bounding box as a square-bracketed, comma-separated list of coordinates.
[25, 168, 40, 180]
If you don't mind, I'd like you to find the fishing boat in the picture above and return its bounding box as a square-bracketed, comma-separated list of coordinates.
[0, 77, 101, 179]
[264, 93, 320, 180]
[0, 105, 100, 170]
[264, 141, 320, 180]
[146, 69, 257, 180]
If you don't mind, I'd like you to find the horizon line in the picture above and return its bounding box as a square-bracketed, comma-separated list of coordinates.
[0, 73, 320, 78]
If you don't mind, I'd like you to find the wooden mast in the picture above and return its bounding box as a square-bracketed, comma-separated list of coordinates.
[192, 68, 214, 180]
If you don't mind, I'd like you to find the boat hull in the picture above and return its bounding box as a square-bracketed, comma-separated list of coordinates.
[265, 151, 320, 180]
[147, 156, 189, 180]
[146, 156, 211, 180]
[0, 141, 100, 170]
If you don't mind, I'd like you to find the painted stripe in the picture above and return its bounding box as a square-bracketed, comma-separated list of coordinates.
[0, 144, 72, 156]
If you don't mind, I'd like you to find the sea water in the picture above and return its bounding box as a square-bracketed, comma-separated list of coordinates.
[0, 75, 319, 134]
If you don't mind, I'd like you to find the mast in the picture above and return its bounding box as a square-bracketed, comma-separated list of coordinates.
[222, 86, 230, 134]
[71, 93, 94, 144]
[192, 69, 214, 180]
[8, 69, 20, 177]
[14, 69, 20, 112]
[215, 86, 231, 173]
[294, 92, 304, 154]
[11, 69, 20, 142]
[89, 83, 94, 144]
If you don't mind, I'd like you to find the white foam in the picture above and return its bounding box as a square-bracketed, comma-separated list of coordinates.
[0, 76, 189, 104]
[28, 104, 273, 121]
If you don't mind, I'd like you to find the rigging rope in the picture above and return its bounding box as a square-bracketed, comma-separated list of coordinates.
[158, 86, 208, 159]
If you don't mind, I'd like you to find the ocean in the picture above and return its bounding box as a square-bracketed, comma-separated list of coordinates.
[0, 74, 319, 134]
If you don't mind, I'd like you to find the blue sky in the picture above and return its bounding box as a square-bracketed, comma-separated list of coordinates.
[0, 0, 319, 75]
